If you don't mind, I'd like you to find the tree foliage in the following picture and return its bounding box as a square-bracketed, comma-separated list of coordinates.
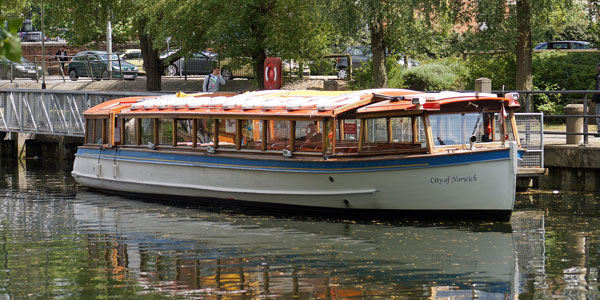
[0, 17, 22, 62]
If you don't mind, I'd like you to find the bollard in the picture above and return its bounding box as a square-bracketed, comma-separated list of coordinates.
[475, 77, 492, 93]
[564, 104, 584, 145]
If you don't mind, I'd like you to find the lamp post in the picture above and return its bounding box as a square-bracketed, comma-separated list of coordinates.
[41, 0, 46, 89]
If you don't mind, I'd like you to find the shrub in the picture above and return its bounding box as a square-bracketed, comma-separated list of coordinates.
[463, 53, 516, 90]
[389, 63, 466, 91]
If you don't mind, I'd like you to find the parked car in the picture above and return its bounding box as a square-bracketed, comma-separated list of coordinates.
[334, 46, 372, 79]
[162, 51, 218, 76]
[67, 51, 138, 81]
[0, 57, 43, 80]
[162, 50, 255, 80]
[117, 49, 144, 74]
[333, 46, 419, 79]
[534, 41, 594, 50]
[219, 57, 255, 80]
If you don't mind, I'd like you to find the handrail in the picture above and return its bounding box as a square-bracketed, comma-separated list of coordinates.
[495, 90, 600, 145]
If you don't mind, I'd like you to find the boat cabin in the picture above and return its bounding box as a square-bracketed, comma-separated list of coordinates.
[82, 89, 520, 157]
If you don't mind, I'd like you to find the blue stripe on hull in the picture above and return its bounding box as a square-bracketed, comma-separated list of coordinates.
[75, 148, 510, 173]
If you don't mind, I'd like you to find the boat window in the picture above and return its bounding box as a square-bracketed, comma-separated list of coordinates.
[113, 117, 121, 145]
[122, 118, 136, 145]
[140, 118, 154, 145]
[267, 120, 289, 150]
[294, 121, 322, 152]
[197, 119, 214, 146]
[429, 114, 462, 145]
[335, 119, 360, 154]
[85, 119, 93, 144]
[218, 119, 236, 148]
[361, 117, 425, 153]
[429, 112, 500, 146]
[94, 119, 103, 144]
[157, 119, 173, 145]
[176, 119, 194, 147]
[365, 118, 388, 143]
[391, 117, 415, 143]
[240, 120, 262, 150]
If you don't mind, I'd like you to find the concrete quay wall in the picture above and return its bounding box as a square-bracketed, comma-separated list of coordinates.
[0, 133, 82, 160]
[539, 145, 600, 191]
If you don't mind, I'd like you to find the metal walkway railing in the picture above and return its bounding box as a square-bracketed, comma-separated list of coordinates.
[0, 89, 162, 137]
[515, 113, 544, 169]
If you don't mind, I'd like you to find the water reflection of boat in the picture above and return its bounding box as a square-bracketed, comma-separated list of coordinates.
[74, 191, 519, 299]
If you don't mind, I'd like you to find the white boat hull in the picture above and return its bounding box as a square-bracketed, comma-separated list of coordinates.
[72, 143, 518, 216]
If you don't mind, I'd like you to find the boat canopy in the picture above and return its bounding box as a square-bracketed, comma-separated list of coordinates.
[83, 89, 519, 119]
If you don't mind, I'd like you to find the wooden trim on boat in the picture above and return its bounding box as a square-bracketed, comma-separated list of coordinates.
[321, 120, 327, 155]
[411, 116, 418, 145]
[509, 110, 521, 147]
[262, 120, 268, 151]
[192, 119, 198, 148]
[357, 110, 423, 119]
[235, 120, 242, 150]
[358, 118, 366, 152]
[136, 118, 141, 145]
[213, 119, 219, 148]
[289, 121, 296, 152]
[84, 119, 89, 144]
[172, 119, 177, 147]
[119, 113, 328, 122]
[422, 113, 435, 154]
[153, 118, 159, 146]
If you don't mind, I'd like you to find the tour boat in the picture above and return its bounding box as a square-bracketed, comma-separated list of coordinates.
[71, 89, 522, 219]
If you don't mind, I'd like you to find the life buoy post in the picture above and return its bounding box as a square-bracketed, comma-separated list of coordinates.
[264, 57, 282, 90]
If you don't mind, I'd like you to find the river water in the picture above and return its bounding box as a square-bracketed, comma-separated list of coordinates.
[0, 158, 598, 299]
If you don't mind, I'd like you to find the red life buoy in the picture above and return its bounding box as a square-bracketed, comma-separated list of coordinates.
[264, 57, 282, 90]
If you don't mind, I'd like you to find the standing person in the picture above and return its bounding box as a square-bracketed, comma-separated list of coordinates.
[593, 63, 600, 135]
[203, 67, 226, 92]
[55, 47, 68, 74]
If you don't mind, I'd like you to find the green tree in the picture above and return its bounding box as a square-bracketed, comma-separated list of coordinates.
[163, 0, 332, 89]
[330, 0, 457, 88]
[450, 0, 578, 110]
[0, 0, 27, 62]
[42, 0, 173, 91]
[0, 17, 22, 62]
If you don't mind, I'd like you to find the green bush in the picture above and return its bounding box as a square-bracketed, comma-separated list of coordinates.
[533, 51, 600, 91]
[463, 53, 516, 90]
[348, 60, 375, 90]
[308, 58, 336, 76]
[389, 63, 466, 91]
